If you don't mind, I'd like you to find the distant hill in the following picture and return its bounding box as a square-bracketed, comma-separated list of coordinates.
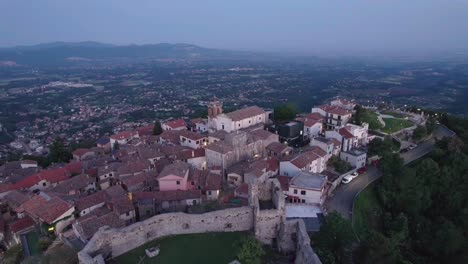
[0, 42, 261, 66]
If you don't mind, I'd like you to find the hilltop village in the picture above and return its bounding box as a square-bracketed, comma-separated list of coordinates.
[0, 97, 426, 263]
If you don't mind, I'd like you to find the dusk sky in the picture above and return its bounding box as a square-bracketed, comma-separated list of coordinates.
[1, 0, 468, 55]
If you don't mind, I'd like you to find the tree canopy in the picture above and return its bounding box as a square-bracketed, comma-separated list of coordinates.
[273, 104, 298, 122]
[153, 120, 163, 135]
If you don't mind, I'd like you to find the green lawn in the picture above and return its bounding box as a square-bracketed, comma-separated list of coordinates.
[381, 118, 414, 134]
[113, 232, 249, 264]
[381, 110, 407, 119]
[361, 111, 382, 130]
[26, 232, 40, 256]
[353, 184, 383, 240]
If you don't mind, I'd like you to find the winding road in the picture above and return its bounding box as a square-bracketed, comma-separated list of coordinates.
[326, 125, 455, 219]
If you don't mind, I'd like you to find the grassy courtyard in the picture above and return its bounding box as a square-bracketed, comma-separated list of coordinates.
[360, 110, 382, 130]
[353, 184, 383, 240]
[113, 232, 248, 264]
[381, 118, 414, 134]
[26, 232, 40, 256]
[380, 110, 407, 119]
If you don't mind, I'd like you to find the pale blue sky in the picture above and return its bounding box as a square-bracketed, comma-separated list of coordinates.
[1, 0, 468, 55]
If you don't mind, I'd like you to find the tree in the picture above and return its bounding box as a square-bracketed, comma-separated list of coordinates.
[329, 156, 352, 173]
[273, 104, 297, 122]
[113, 141, 120, 150]
[236, 236, 265, 264]
[41, 245, 78, 264]
[313, 212, 355, 264]
[153, 120, 163, 135]
[48, 138, 72, 163]
[4, 244, 23, 264]
[412, 125, 427, 140]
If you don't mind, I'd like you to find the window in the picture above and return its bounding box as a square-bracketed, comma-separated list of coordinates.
[208, 191, 212, 195]
[191, 181, 194, 185]
[293, 189, 298, 194]
[192, 200, 197, 205]
[259, 117, 262, 120]
[249, 120, 251, 124]
[301, 190, 306, 195]
[302, 199, 306, 203]
[126, 212, 130, 216]
[109, 173, 113, 177]
[176, 181, 180, 185]
[238, 123, 241, 127]
[43, 182, 46, 187]
[222, 125, 224, 129]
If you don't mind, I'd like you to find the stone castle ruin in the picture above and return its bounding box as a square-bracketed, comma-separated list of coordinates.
[78, 177, 321, 264]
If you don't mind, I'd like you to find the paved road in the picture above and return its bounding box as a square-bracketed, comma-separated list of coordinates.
[326, 125, 454, 219]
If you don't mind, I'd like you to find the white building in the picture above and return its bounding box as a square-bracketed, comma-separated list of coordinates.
[340, 149, 367, 169]
[110, 131, 139, 149]
[162, 119, 186, 131]
[325, 128, 356, 152]
[312, 105, 352, 130]
[179, 130, 207, 149]
[287, 172, 327, 205]
[344, 123, 369, 147]
[330, 98, 356, 111]
[211, 106, 267, 133]
[280, 149, 327, 177]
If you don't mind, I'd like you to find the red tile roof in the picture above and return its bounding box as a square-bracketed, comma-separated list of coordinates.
[290, 151, 320, 169]
[14, 168, 70, 189]
[276, 176, 291, 191]
[136, 125, 155, 136]
[72, 148, 92, 157]
[111, 131, 137, 140]
[339, 127, 355, 139]
[21, 193, 73, 224]
[179, 130, 206, 141]
[10, 216, 35, 233]
[76, 191, 108, 211]
[164, 119, 186, 129]
[235, 183, 249, 197]
[226, 106, 265, 121]
[318, 105, 351, 116]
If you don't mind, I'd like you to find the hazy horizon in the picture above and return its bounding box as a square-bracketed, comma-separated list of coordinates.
[1, 0, 468, 56]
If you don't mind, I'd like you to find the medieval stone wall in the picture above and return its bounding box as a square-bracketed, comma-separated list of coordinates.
[78, 207, 254, 263]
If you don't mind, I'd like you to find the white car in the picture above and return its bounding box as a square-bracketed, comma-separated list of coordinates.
[341, 172, 359, 184]
[408, 144, 417, 150]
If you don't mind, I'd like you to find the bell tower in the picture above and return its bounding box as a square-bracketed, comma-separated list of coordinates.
[208, 96, 223, 118]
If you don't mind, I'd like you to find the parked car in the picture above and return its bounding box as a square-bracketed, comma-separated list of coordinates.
[357, 167, 367, 174]
[341, 172, 359, 184]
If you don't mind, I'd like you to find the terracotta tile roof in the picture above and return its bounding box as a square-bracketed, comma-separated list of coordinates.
[10, 216, 35, 233]
[339, 127, 355, 139]
[3, 190, 29, 209]
[205, 141, 233, 154]
[72, 148, 93, 157]
[158, 161, 190, 179]
[303, 113, 324, 120]
[76, 191, 108, 211]
[303, 118, 321, 127]
[191, 118, 205, 124]
[176, 148, 206, 160]
[309, 146, 327, 157]
[64, 161, 83, 175]
[21, 192, 73, 224]
[121, 171, 156, 188]
[330, 138, 341, 146]
[266, 142, 290, 154]
[290, 151, 320, 169]
[117, 160, 149, 175]
[14, 168, 70, 189]
[108, 197, 134, 215]
[136, 125, 155, 136]
[74, 211, 124, 241]
[159, 130, 182, 144]
[208, 130, 228, 140]
[179, 130, 206, 141]
[204, 172, 222, 190]
[51, 174, 95, 194]
[164, 119, 186, 129]
[318, 105, 351, 116]
[276, 176, 291, 191]
[111, 131, 137, 140]
[249, 129, 276, 141]
[225, 106, 265, 121]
